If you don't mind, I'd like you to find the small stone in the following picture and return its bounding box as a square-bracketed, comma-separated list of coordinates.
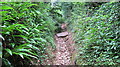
[56, 32, 69, 37]
[58, 57, 62, 60]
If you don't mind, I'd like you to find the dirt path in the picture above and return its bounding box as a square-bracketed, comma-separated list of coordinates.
[53, 31, 75, 65]
[41, 23, 76, 65]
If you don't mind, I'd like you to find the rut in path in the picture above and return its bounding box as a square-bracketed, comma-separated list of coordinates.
[53, 30, 75, 65]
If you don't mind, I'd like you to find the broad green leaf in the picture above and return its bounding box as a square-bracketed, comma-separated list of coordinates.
[1, 6, 13, 10]
[9, 43, 15, 48]
[4, 49, 12, 56]
[0, 34, 5, 40]
[39, 38, 47, 42]
[30, 39, 36, 43]
[13, 52, 38, 59]
[0, 52, 2, 58]
[0, 11, 8, 15]
[22, 53, 38, 59]
[15, 43, 29, 49]
[27, 44, 39, 50]
[27, 4, 38, 7]
[13, 35, 28, 39]
[114, 56, 119, 59]
[2, 58, 11, 66]
[116, 60, 120, 63]
[19, 54, 24, 59]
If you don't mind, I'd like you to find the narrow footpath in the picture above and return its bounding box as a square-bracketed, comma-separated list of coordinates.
[42, 23, 76, 65]
[53, 24, 75, 65]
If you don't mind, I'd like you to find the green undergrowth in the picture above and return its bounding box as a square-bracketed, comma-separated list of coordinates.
[1, 2, 57, 66]
[1, 2, 120, 66]
[70, 2, 120, 65]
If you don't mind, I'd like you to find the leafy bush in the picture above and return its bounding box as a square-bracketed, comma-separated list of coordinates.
[1, 2, 56, 66]
[71, 2, 120, 65]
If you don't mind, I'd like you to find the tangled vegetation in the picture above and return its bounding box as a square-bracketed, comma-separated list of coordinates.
[70, 2, 120, 65]
[1, 2, 57, 66]
[0, 2, 120, 66]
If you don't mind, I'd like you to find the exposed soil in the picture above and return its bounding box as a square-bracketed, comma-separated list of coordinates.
[42, 23, 76, 65]
[53, 31, 75, 65]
